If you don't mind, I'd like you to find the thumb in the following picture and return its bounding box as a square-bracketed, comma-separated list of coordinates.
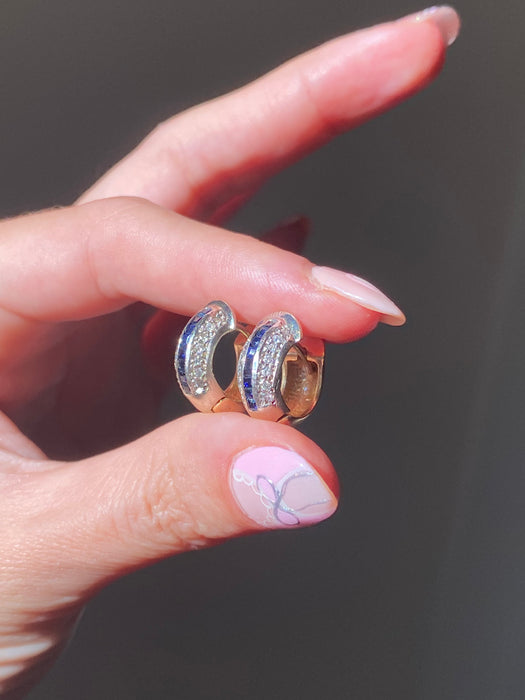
[9, 413, 338, 598]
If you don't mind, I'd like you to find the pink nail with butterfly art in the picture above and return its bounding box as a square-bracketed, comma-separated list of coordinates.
[230, 446, 337, 528]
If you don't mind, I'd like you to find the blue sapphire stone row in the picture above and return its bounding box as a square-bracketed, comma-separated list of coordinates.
[176, 307, 211, 393]
[243, 321, 274, 411]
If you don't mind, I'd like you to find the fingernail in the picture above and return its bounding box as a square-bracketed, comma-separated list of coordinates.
[310, 266, 406, 326]
[405, 6, 461, 46]
[230, 446, 337, 528]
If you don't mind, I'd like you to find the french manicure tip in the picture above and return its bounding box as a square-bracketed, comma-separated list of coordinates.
[414, 6, 461, 46]
[381, 309, 406, 327]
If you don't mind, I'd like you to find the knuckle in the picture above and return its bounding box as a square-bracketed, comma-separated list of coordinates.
[131, 438, 210, 552]
[296, 66, 340, 139]
[83, 195, 156, 234]
[142, 117, 197, 196]
[81, 195, 160, 300]
[147, 116, 175, 140]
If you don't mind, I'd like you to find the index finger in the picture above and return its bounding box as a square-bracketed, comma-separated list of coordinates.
[78, 8, 458, 219]
[0, 197, 403, 341]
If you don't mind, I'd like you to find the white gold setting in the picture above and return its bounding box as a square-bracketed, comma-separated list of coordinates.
[237, 312, 324, 424]
[175, 301, 247, 413]
[175, 303, 324, 423]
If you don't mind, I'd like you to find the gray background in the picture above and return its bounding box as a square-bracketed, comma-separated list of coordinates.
[1, 0, 523, 697]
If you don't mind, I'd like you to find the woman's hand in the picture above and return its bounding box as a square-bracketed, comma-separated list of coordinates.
[0, 8, 458, 697]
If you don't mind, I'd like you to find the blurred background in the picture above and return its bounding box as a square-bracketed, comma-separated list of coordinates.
[1, 0, 524, 698]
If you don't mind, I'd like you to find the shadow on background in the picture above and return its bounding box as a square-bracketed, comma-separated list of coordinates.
[0, 0, 523, 698]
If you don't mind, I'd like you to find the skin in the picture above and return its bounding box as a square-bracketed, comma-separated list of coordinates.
[0, 14, 449, 698]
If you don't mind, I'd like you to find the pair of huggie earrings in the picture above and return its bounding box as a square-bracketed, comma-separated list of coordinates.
[174, 301, 324, 425]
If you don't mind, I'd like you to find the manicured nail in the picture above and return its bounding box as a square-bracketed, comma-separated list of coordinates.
[230, 446, 337, 528]
[405, 6, 461, 46]
[310, 266, 406, 326]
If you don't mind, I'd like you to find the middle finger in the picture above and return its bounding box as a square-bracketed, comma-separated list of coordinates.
[78, 10, 455, 219]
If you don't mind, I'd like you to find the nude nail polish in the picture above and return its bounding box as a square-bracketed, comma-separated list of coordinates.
[230, 446, 337, 528]
[407, 6, 461, 46]
[310, 266, 406, 326]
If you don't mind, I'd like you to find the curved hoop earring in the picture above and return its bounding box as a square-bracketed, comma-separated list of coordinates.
[237, 312, 324, 425]
[175, 301, 251, 414]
